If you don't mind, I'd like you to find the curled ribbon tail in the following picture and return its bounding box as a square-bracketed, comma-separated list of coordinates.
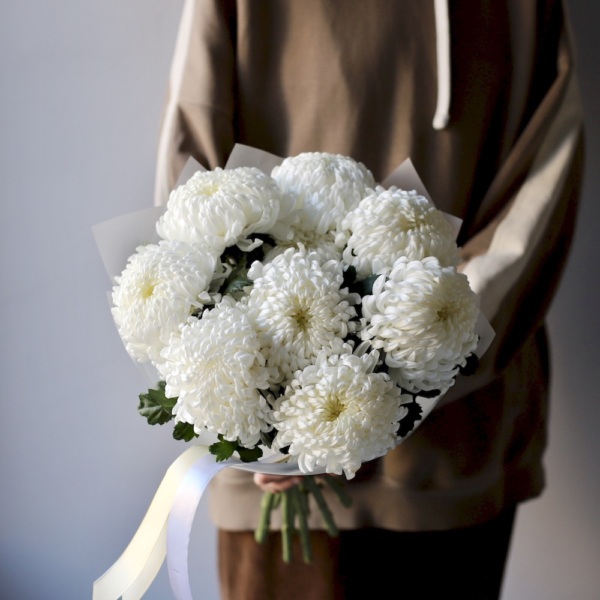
[93, 446, 221, 600]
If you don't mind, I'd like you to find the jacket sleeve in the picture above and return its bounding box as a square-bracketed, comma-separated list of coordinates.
[441, 6, 584, 405]
[154, 0, 236, 206]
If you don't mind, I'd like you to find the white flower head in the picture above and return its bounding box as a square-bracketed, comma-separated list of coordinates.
[156, 167, 297, 254]
[246, 247, 358, 385]
[361, 256, 479, 393]
[263, 229, 343, 264]
[158, 298, 274, 447]
[338, 187, 460, 279]
[111, 240, 218, 364]
[272, 152, 376, 234]
[271, 352, 408, 478]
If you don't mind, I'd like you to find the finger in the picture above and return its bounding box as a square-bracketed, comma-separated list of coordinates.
[253, 473, 302, 492]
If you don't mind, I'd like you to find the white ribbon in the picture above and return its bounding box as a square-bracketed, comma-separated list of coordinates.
[93, 446, 314, 600]
[92, 446, 228, 600]
[166, 451, 228, 600]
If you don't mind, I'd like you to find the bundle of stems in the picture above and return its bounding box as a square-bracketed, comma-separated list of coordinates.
[254, 475, 352, 563]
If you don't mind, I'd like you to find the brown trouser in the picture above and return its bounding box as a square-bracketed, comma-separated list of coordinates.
[218, 506, 516, 600]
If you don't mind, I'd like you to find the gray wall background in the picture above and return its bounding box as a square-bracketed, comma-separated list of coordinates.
[0, 1, 598, 598]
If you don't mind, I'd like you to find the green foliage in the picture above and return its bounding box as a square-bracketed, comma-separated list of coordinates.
[138, 381, 177, 426]
[342, 265, 357, 288]
[349, 273, 380, 297]
[173, 422, 198, 442]
[218, 234, 277, 298]
[259, 429, 277, 448]
[458, 352, 479, 376]
[414, 387, 441, 399]
[397, 400, 424, 438]
[237, 444, 264, 463]
[222, 276, 253, 296]
[209, 434, 263, 462]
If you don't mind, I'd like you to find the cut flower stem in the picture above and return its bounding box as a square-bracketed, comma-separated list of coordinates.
[253, 474, 352, 564]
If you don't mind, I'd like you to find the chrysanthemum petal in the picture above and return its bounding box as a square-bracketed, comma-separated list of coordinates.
[361, 256, 479, 393]
[111, 240, 218, 364]
[272, 352, 409, 478]
[158, 299, 274, 447]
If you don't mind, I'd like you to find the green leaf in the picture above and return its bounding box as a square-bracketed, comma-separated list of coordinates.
[220, 244, 245, 266]
[458, 353, 479, 376]
[209, 435, 263, 462]
[237, 445, 263, 463]
[138, 381, 177, 426]
[415, 387, 441, 399]
[397, 400, 424, 438]
[223, 275, 253, 296]
[342, 265, 357, 288]
[350, 273, 380, 297]
[209, 436, 237, 462]
[245, 234, 275, 265]
[172, 422, 198, 442]
[260, 429, 277, 449]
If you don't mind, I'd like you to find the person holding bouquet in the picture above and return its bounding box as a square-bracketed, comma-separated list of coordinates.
[154, 1, 584, 598]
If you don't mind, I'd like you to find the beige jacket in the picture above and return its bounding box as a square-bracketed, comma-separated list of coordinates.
[155, 0, 584, 531]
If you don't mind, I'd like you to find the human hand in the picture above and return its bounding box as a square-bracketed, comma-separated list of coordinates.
[253, 472, 303, 493]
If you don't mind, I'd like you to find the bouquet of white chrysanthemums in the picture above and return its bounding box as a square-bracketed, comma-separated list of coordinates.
[106, 146, 485, 564]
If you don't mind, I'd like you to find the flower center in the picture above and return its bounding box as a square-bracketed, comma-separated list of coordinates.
[394, 211, 428, 232]
[324, 394, 346, 421]
[198, 182, 220, 196]
[436, 304, 452, 322]
[289, 299, 312, 332]
[139, 279, 157, 300]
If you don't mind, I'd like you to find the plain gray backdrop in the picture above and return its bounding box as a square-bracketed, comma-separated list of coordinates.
[1, 1, 598, 599]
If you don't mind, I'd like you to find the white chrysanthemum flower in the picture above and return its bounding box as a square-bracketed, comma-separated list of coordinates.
[246, 247, 358, 385]
[337, 187, 460, 279]
[263, 229, 343, 264]
[158, 298, 274, 447]
[361, 256, 479, 393]
[272, 152, 376, 234]
[111, 240, 218, 364]
[156, 167, 297, 254]
[271, 352, 408, 478]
